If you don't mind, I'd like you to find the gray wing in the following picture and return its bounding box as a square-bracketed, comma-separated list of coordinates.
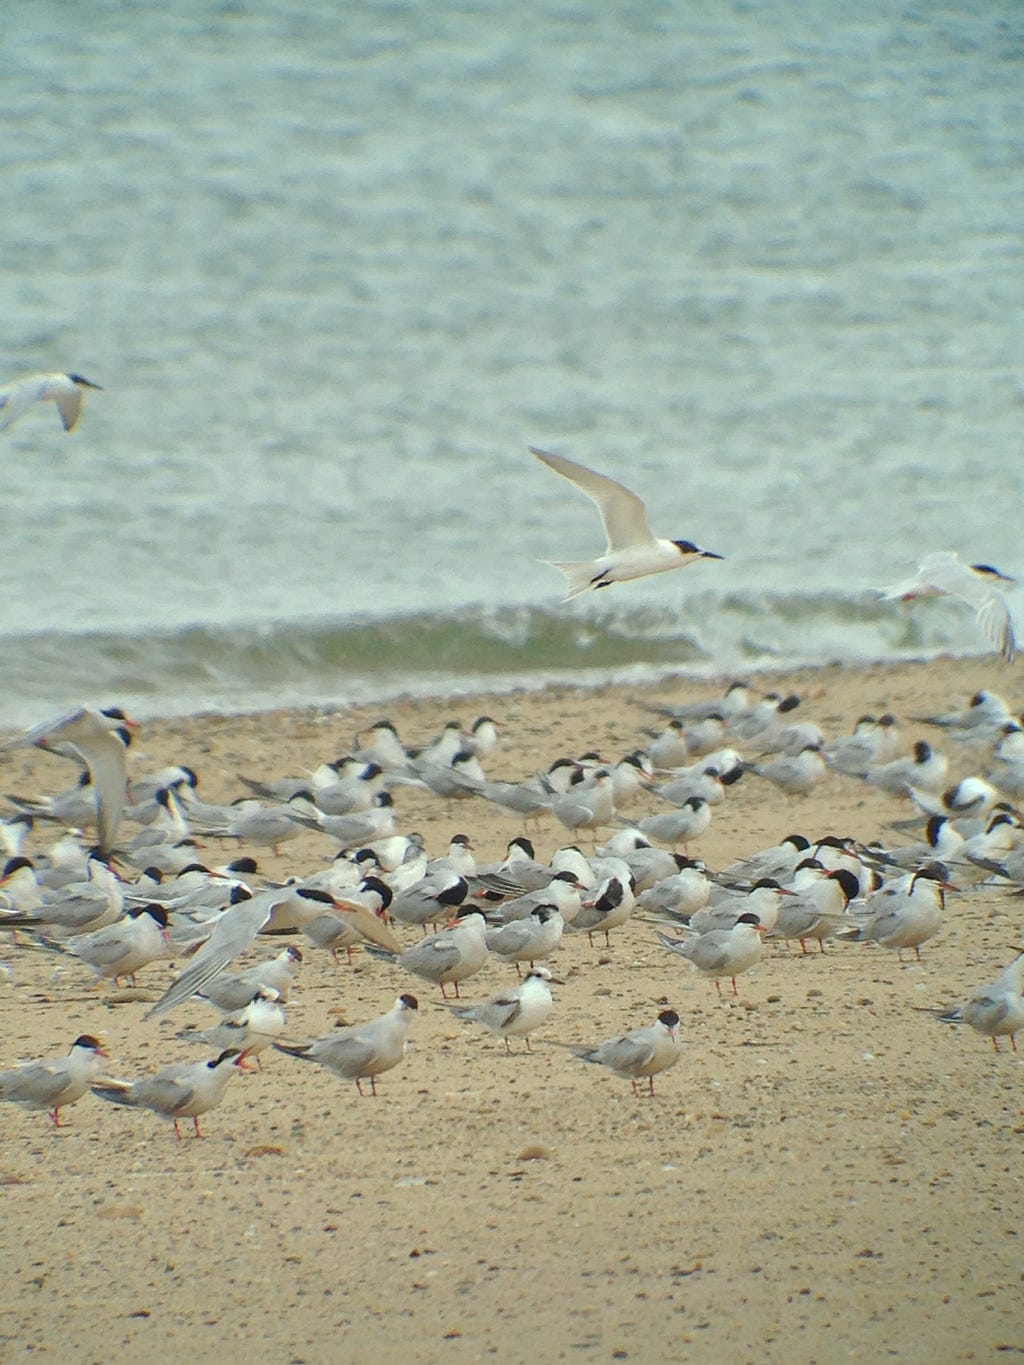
[485, 922, 533, 955]
[595, 1032, 655, 1074]
[0, 1061, 69, 1105]
[146, 890, 283, 1017]
[135, 1069, 197, 1116]
[462, 992, 523, 1032]
[312, 1032, 378, 1075]
[398, 936, 462, 982]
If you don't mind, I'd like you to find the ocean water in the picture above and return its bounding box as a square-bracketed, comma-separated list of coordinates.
[1, 0, 1022, 724]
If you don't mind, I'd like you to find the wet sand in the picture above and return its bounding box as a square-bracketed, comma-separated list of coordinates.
[0, 655, 1022, 1363]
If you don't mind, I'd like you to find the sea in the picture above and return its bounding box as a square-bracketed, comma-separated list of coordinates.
[2, 0, 1022, 727]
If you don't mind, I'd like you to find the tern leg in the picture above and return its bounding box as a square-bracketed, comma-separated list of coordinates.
[48, 1106, 64, 1128]
[173, 1119, 183, 1140]
[369, 1076, 378, 1096]
[991, 1038, 1001, 1054]
[1011, 1033, 1018, 1054]
[731, 976, 739, 996]
[647, 1076, 656, 1097]
[193, 1117, 204, 1138]
[713, 979, 723, 998]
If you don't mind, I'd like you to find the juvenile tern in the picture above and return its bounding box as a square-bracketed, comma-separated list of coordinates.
[0, 371, 103, 433]
[880, 551, 1017, 663]
[180, 987, 286, 1069]
[450, 967, 561, 1053]
[0, 1034, 107, 1126]
[567, 1008, 681, 1096]
[92, 1048, 246, 1138]
[530, 447, 722, 599]
[273, 993, 418, 1095]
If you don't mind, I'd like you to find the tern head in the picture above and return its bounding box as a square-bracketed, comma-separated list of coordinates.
[397, 993, 419, 1012]
[656, 1008, 681, 1038]
[72, 1034, 107, 1057]
[67, 374, 103, 390]
[970, 563, 1014, 583]
[673, 540, 723, 560]
[736, 912, 766, 933]
[211, 1050, 245, 1069]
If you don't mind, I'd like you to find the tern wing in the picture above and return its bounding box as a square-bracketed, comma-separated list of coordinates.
[0, 376, 45, 433]
[530, 448, 655, 553]
[598, 1032, 655, 1074]
[975, 594, 1016, 663]
[54, 386, 85, 431]
[146, 890, 284, 1017]
[0, 1061, 69, 1105]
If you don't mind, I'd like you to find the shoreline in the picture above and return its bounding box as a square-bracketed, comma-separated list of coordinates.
[1, 652, 1021, 1362]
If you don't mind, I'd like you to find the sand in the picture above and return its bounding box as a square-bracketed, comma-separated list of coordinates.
[0, 655, 1022, 1364]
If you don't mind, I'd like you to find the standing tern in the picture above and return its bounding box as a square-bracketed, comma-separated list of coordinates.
[934, 951, 1024, 1052]
[273, 993, 418, 1096]
[657, 913, 766, 995]
[879, 551, 1017, 663]
[0, 1034, 107, 1126]
[567, 1008, 681, 1096]
[0, 371, 103, 433]
[450, 967, 561, 1053]
[530, 447, 722, 600]
[180, 987, 286, 1069]
[92, 1049, 246, 1138]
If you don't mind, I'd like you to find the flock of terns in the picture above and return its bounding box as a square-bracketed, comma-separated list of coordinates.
[0, 672, 1022, 1138]
[0, 368, 1020, 1139]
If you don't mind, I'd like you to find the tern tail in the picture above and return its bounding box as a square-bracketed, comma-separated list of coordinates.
[543, 559, 604, 600]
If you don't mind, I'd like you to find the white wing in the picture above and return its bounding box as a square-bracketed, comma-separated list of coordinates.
[530, 448, 656, 553]
[0, 375, 47, 433]
[54, 384, 85, 432]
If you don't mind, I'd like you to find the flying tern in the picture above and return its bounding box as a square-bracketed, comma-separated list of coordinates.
[2, 706, 136, 857]
[880, 551, 1017, 663]
[0, 371, 103, 433]
[530, 447, 722, 599]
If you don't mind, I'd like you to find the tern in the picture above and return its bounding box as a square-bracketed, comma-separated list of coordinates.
[485, 904, 564, 972]
[273, 993, 418, 1096]
[567, 1008, 681, 1096]
[92, 1049, 246, 1138]
[0, 1034, 107, 1126]
[530, 447, 722, 599]
[450, 967, 562, 1053]
[197, 945, 303, 1013]
[934, 951, 1024, 1052]
[0, 371, 103, 433]
[180, 987, 286, 1069]
[880, 551, 1017, 663]
[1, 706, 136, 857]
[657, 913, 765, 995]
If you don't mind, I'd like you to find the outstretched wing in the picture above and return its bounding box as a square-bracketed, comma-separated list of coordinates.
[531, 448, 655, 553]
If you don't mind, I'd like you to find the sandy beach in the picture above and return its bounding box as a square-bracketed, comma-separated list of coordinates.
[0, 655, 1022, 1363]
